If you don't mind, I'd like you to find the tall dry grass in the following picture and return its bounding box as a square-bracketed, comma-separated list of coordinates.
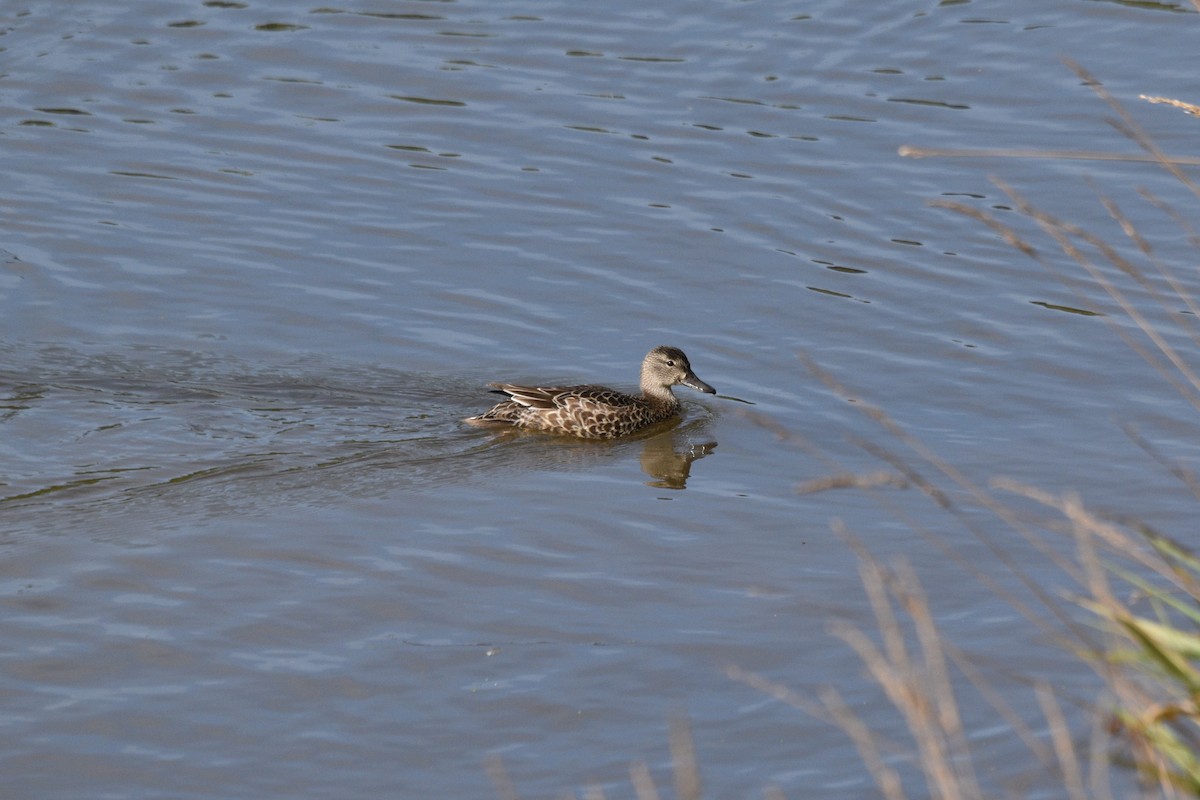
[489, 62, 1200, 800]
[736, 60, 1200, 799]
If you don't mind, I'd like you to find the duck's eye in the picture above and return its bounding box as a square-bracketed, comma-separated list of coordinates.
[666, 359, 675, 366]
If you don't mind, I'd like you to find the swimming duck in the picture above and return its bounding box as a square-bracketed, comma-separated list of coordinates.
[466, 345, 715, 439]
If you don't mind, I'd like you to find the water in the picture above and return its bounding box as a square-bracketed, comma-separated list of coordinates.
[3, 1, 1199, 797]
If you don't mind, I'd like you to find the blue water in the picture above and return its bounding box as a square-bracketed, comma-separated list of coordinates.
[3, 1, 1199, 797]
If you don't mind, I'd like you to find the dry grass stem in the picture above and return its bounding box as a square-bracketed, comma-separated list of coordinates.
[1140, 96, 1200, 118]
[817, 685, 907, 800]
[929, 198, 1039, 257]
[629, 760, 662, 800]
[936, 172, 1200, 417]
[669, 716, 702, 800]
[896, 558, 981, 795]
[485, 753, 521, 800]
[1121, 422, 1200, 503]
[943, 645, 1057, 763]
[993, 480, 1200, 794]
[830, 610, 971, 798]
[806, 355, 1094, 639]
[737, 407, 817, 450]
[852, 440, 952, 509]
[1036, 683, 1090, 800]
[779, 359, 1087, 656]
[898, 144, 1200, 166]
[1093, 191, 1200, 356]
[757, 380, 1055, 638]
[1063, 59, 1200, 200]
[794, 469, 908, 494]
[991, 180, 1200, 412]
[993, 480, 1178, 587]
[828, 530, 987, 799]
[751, 391, 1072, 650]
[1087, 710, 1117, 800]
[1138, 188, 1200, 250]
[724, 664, 831, 721]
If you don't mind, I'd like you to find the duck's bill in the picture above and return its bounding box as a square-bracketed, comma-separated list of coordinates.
[682, 372, 717, 394]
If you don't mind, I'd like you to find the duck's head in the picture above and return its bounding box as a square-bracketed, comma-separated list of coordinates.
[641, 345, 716, 396]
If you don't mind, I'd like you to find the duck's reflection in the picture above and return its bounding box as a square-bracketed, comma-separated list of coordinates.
[471, 414, 718, 490]
[637, 427, 717, 489]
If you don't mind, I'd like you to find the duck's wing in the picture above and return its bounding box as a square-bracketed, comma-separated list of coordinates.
[487, 383, 571, 410]
[489, 383, 639, 410]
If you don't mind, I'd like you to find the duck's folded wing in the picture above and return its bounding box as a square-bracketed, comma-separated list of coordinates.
[488, 383, 569, 410]
[489, 383, 637, 410]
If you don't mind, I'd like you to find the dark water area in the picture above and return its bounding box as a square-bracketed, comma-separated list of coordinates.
[4, 1, 1200, 798]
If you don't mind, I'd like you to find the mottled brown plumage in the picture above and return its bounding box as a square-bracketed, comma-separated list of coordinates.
[465, 346, 716, 439]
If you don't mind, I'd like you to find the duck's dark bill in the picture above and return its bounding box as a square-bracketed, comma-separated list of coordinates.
[683, 373, 716, 394]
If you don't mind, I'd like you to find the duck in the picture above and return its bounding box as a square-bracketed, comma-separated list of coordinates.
[465, 345, 716, 439]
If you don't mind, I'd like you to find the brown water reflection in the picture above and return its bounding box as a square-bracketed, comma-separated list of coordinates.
[470, 417, 719, 490]
[638, 426, 717, 489]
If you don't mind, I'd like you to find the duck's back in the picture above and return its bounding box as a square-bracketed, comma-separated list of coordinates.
[495, 383, 643, 409]
[473, 382, 679, 438]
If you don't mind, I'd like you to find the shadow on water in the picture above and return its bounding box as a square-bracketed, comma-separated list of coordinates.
[0, 345, 719, 534]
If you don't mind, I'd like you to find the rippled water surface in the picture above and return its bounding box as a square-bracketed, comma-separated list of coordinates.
[5, 1, 1200, 797]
